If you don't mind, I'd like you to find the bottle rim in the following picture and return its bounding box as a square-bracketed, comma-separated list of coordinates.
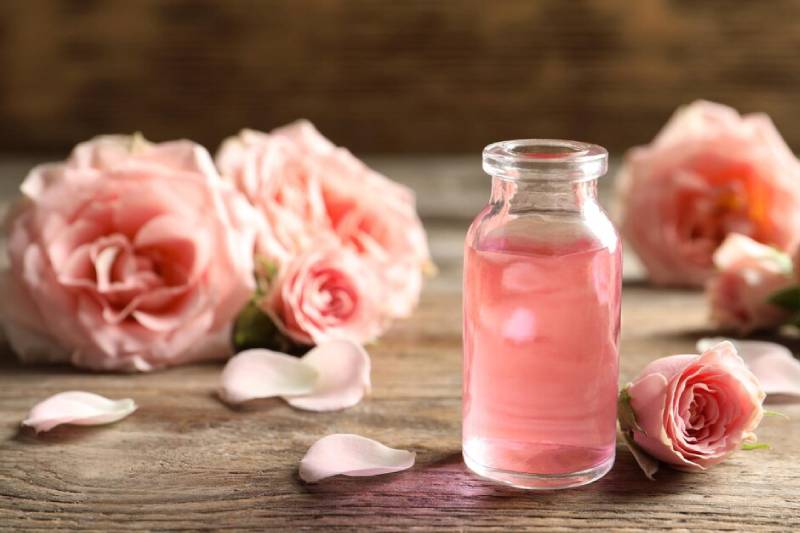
[482, 139, 608, 182]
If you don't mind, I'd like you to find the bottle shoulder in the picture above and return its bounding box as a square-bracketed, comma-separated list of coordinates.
[466, 202, 620, 253]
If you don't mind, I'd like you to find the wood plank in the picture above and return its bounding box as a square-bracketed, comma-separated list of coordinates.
[1, 283, 798, 531]
[0, 157, 797, 530]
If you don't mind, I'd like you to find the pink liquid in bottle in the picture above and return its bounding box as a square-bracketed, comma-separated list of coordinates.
[462, 228, 621, 488]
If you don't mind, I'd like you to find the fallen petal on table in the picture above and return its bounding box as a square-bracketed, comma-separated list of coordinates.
[299, 433, 415, 483]
[22, 391, 137, 433]
[218, 348, 319, 405]
[285, 340, 371, 412]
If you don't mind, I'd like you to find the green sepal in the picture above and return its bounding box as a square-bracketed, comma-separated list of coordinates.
[254, 257, 279, 297]
[742, 442, 770, 451]
[620, 428, 659, 480]
[618, 386, 644, 434]
[617, 386, 660, 479]
[232, 300, 309, 356]
[768, 286, 800, 311]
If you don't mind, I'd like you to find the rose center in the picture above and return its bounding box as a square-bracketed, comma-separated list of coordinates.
[683, 388, 723, 443]
[676, 160, 770, 260]
[316, 271, 356, 319]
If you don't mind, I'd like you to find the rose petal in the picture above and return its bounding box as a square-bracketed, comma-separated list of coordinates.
[285, 340, 371, 412]
[698, 338, 800, 399]
[68, 135, 141, 171]
[218, 349, 318, 405]
[298, 433, 415, 483]
[22, 391, 137, 433]
[0, 271, 70, 364]
[712, 233, 791, 273]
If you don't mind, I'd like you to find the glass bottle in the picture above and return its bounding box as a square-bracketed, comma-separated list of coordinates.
[462, 139, 621, 489]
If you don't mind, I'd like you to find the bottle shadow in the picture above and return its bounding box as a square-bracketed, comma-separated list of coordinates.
[293, 446, 691, 506]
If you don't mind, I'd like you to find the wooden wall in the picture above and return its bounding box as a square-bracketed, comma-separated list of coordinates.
[1, 0, 800, 154]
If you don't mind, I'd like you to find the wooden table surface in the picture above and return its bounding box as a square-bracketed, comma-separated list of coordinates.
[0, 157, 798, 531]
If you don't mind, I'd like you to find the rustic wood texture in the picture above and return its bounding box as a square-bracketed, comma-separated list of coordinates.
[0, 157, 799, 531]
[2, 0, 800, 154]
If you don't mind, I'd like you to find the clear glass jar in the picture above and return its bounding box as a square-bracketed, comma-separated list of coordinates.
[462, 139, 621, 489]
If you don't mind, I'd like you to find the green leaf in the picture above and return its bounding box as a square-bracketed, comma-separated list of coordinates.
[764, 409, 790, 420]
[785, 312, 800, 328]
[768, 286, 800, 311]
[232, 301, 309, 355]
[617, 386, 643, 434]
[742, 442, 770, 451]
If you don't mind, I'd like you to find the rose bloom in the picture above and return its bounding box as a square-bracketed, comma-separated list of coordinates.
[262, 246, 385, 345]
[1, 135, 257, 371]
[617, 100, 800, 286]
[625, 340, 764, 471]
[707, 233, 794, 334]
[216, 120, 430, 319]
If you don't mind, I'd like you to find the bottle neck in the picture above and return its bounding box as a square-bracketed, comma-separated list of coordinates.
[489, 177, 599, 214]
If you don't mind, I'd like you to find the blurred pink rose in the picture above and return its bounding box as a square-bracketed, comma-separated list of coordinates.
[262, 246, 386, 345]
[216, 121, 430, 318]
[1, 135, 257, 371]
[617, 100, 800, 286]
[623, 341, 764, 471]
[706, 233, 794, 333]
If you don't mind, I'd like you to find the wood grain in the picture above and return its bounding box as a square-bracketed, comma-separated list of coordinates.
[0, 157, 798, 531]
[2, 0, 800, 154]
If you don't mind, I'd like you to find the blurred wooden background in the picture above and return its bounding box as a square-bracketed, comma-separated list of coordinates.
[1, 0, 800, 155]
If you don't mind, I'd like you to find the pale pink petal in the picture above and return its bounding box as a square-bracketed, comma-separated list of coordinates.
[131, 288, 206, 332]
[635, 354, 699, 383]
[68, 135, 140, 170]
[93, 244, 121, 292]
[285, 340, 371, 412]
[626, 373, 694, 466]
[175, 324, 235, 366]
[298, 433, 415, 483]
[712, 233, 791, 273]
[0, 271, 70, 364]
[652, 101, 742, 148]
[22, 391, 137, 433]
[698, 338, 800, 399]
[137, 139, 219, 177]
[271, 120, 338, 153]
[218, 349, 318, 405]
[133, 213, 211, 281]
[21, 163, 74, 201]
[3, 322, 69, 365]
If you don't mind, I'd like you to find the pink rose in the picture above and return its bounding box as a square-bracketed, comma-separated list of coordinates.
[617, 100, 800, 286]
[706, 233, 794, 333]
[262, 246, 385, 345]
[621, 341, 764, 472]
[216, 120, 430, 318]
[1, 135, 257, 371]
